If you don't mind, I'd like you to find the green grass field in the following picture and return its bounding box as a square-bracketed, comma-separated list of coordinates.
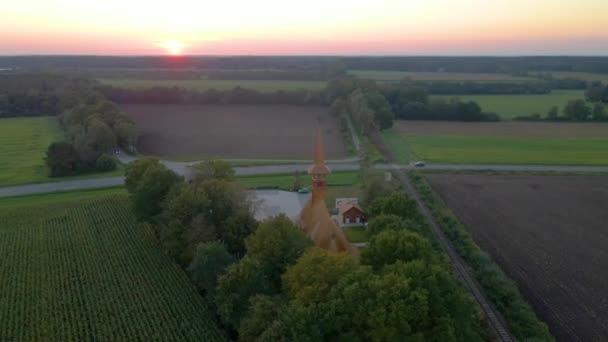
[0, 117, 63, 185]
[348, 70, 534, 82]
[0, 190, 224, 341]
[435, 90, 585, 120]
[99, 79, 326, 92]
[390, 134, 608, 165]
[236, 170, 360, 190]
[343, 227, 369, 243]
[543, 71, 608, 82]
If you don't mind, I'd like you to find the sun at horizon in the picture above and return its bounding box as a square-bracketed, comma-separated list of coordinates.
[159, 40, 184, 56]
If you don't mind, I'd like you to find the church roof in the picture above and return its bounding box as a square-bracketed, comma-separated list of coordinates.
[338, 202, 365, 216]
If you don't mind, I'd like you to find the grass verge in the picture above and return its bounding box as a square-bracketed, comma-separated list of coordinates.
[408, 171, 553, 341]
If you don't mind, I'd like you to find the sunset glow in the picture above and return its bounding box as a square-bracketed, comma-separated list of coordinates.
[1, 0, 608, 55]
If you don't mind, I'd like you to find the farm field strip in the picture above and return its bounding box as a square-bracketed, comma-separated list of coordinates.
[0, 192, 224, 341]
[0, 117, 63, 186]
[99, 78, 326, 92]
[426, 174, 608, 341]
[433, 90, 585, 120]
[122, 104, 347, 159]
[386, 121, 608, 165]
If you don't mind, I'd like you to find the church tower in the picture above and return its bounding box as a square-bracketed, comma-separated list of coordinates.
[308, 127, 331, 201]
[298, 127, 358, 255]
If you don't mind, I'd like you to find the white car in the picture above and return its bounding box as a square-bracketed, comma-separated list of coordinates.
[414, 161, 426, 167]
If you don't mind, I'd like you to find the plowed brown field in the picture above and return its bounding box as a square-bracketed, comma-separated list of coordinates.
[122, 104, 347, 159]
[427, 174, 608, 342]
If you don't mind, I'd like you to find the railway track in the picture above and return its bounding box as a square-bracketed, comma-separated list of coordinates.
[369, 129, 515, 341]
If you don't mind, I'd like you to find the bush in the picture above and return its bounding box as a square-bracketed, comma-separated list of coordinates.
[95, 154, 117, 172]
[45, 141, 79, 177]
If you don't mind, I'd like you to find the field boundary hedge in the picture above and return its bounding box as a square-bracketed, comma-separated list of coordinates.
[408, 171, 553, 341]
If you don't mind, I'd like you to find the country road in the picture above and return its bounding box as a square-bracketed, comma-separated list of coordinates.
[1, 162, 608, 198]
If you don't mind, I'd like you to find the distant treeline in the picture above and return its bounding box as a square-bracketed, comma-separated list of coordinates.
[102, 86, 327, 105]
[4, 56, 608, 74]
[65, 67, 344, 81]
[0, 74, 99, 117]
[0, 73, 136, 176]
[514, 81, 608, 122]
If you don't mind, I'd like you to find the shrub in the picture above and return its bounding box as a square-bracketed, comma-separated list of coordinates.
[95, 154, 117, 172]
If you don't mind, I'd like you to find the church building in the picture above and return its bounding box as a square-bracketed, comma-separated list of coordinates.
[297, 128, 359, 255]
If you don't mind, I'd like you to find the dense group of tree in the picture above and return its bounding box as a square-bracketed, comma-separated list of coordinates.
[46, 100, 137, 176]
[4, 56, 608, 74]
[0, 73, 99, 117]
[102, 86, 326, 106]
[0, 73, 136, 176]
[123, 160, 487, 340]
[381, 83, 498, 121]
[326, 78, 395, 132]
[513, 83, 608, 122]
[585, 82, 608, 103]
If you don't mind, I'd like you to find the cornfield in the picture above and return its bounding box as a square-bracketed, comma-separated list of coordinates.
[0, 193, 225, 341]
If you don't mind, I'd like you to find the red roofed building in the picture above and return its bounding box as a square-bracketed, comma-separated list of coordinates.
[336, 198, 366, 227]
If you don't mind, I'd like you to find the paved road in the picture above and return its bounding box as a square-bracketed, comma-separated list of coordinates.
[0, 163, 361, 198]
[2, 162, 608, 198]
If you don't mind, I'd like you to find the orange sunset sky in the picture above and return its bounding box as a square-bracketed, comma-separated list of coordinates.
[2, 0, 608, 55]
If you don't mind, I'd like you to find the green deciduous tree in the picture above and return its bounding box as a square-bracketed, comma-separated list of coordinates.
[564, 99, 592, 121]
[45, 141, 79, 177]
[125, 157, 161, 193]
[245, 215, 312, 287]
[368, 191, 423, 222]
[215, 256, 274, 329]
[362, 229, 434, 270]
[282, 248, 358, 305]
[187, 241, 235, 299]
[131, 164, 182, 221]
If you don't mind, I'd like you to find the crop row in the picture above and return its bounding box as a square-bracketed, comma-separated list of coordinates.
[0, 194, 225, 341]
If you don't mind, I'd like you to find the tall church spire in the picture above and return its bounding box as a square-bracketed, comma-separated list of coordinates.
[314, 126, 325, 166]
[307, 127, 331, 200]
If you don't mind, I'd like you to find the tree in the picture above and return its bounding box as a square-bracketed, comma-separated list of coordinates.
[368, 192, 423, 222]
[239, 295, 286, 342]
[361, 170, 397, 205]
[585, 82, 605, 102]
[131, 164, 182, 221]
[215, 256, 274, 329]
[191, 159, 235, 183]
[245, 215, 312, 287]
[563, 99, 591, 121]
[282, 248, 358, 305]
[546, 106, 559, 120]
[85, 118, 116, 155]
[592, 103, 606, 121]
[365, 91, 394, 130]
[45, 141, 79, 177]
[95, 154, 117, 172]
[291, 171, 302, 191]
[366, 214, 421, 236]
[187, 241, 235, 299]
[329, 98, 347, 117]
[124, 157, 161, 193]
[361, 230, 434, 270]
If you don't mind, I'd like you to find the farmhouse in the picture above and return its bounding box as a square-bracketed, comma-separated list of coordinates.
[298, 128, 358, 255]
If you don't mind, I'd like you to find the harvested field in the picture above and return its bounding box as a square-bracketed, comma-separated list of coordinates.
[393, 120, 608, 137]
[426, 174, 608, 342]
[122, 104, 347, 159]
